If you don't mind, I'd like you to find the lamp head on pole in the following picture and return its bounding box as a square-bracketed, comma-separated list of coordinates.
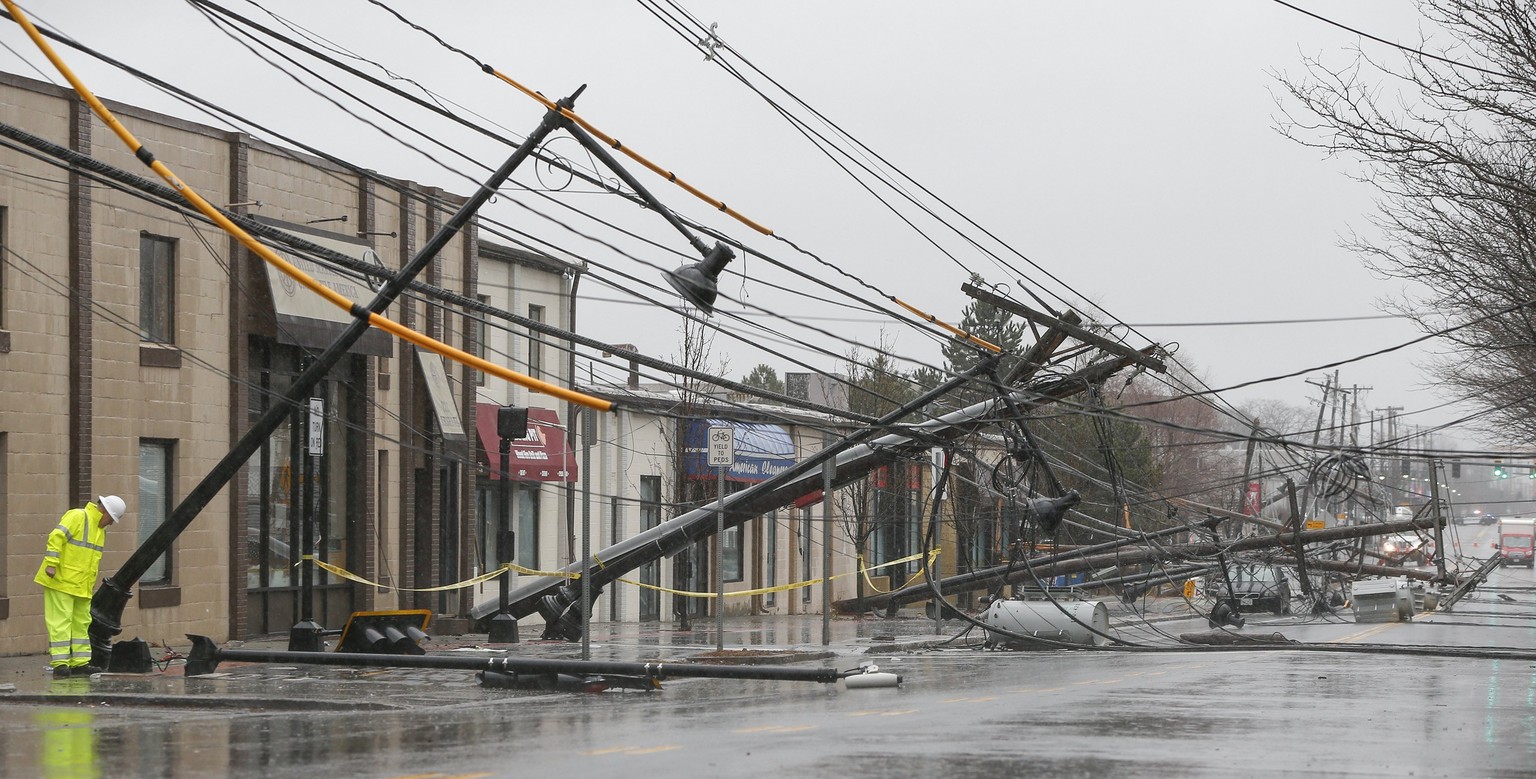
[664, 242, 735, 315]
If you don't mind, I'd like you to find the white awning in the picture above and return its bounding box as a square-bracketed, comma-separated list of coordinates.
[416, 348, 466, 443]
[256, 218, 393, 356]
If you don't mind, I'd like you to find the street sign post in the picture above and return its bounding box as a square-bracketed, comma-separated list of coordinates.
[709, 425, 733, 651]
[708, 426, 734, 468]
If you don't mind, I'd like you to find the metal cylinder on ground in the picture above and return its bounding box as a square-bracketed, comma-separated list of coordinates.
[980, 599, 1111, 647]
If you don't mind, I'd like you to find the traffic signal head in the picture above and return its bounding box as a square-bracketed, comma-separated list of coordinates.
[335, 609, 431, 655]
[497, 406, 528, 440]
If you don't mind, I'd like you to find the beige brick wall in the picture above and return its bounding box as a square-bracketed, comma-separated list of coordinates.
[0, 81, 80, 655]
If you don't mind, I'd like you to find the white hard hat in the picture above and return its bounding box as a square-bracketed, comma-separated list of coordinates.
[97, 495, 126, 523]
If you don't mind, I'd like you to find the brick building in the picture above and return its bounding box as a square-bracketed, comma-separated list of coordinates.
[0, 70, 582, 654]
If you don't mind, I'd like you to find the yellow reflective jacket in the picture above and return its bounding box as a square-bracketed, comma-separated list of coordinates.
[34, 503, 106, 599]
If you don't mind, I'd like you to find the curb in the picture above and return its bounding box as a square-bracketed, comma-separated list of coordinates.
[0, 692, 405, 711]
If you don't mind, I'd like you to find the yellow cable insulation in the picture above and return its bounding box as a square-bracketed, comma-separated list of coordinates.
[487, 69, 773, 237]
[893, 297, 1002, 353]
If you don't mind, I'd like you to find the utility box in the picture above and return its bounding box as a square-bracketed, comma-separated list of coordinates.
[1350, 577, 1414, 623]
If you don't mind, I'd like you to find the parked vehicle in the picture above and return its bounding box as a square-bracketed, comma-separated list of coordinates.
[1495, 518, 1535, 567]
[1213, 563, 1294, 615]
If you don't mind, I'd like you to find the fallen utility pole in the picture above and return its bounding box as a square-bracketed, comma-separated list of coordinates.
[88, 91, 583, 666]
[1300, 557, 1445, 583]
[836, 515, 1442, 612]
[505, 357, 1000, 638]
[1439, 553, 1503, 611]
[845, 516, 1220, 614]
[183, 635, 839, 685]
[961, 282, 1167, 374]
[483, 345, 1160, 638]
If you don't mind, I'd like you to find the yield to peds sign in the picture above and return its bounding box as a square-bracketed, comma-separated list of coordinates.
[708, 425, 735, 467]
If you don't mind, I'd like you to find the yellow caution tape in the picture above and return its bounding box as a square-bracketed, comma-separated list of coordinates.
[614, 549, 940, 599]
[298, 549, 938, 598]
[302, 556, 578, 593]
[857, 550, 942, 594]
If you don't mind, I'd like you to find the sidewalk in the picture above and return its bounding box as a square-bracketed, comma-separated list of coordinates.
[0, 598, 1196, 707]
[0, 612, 965, 706]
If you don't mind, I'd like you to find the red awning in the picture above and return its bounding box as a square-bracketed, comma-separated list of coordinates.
[791, 490, 823, 509]
[475, 404, 576, 482]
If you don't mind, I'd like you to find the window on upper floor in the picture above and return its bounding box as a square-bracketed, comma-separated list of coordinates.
[0, 205, 8, 332]
[471, 294, 490, 386]
[139, 233, 176, 344]
[640, 475, 662, 530]
[527, 303, 545, 380]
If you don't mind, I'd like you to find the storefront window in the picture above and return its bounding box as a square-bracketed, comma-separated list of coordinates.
[244, 342, 361, 634]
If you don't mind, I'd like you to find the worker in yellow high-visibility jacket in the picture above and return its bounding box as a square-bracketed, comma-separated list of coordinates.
[34, 496, 124, 677]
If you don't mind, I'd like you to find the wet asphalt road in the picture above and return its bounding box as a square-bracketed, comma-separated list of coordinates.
[3, 523, 1533, 778]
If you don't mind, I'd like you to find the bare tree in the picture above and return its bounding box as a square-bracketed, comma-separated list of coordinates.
[1274, 0, 1536, 441]
[662, 315, 731, 623]
[1117, 371, 1243, 512]
[1237, 398, 1316, 442]
[838, 334, 926, 603]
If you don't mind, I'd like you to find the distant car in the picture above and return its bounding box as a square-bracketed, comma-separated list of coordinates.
[1213, 564, 1293, 615]
[1481, 513, 1499, 525]
[1381, 534, 1432, 566]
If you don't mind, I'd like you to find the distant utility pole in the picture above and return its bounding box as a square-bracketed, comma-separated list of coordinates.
[1306, 374, 1333, 448]
[1378, 406, 1405, 488]
[1348, 385, 1369, 448]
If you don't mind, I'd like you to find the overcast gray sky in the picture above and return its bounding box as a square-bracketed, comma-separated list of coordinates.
[1, 1, 1477, 443]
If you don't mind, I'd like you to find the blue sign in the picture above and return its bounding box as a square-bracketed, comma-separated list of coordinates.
[684, 419, 796, 483]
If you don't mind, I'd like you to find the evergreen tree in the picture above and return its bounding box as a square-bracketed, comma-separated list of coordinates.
[740, 363, 784, 396]
[941, 277, 1028, 402]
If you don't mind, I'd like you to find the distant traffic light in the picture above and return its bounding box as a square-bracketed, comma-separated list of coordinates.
[1451, 461, 1461, 479]
[1494, 465, 1508, 479]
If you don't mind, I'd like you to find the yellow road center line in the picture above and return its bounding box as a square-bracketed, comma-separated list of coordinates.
[1332, 622, 1402, 643]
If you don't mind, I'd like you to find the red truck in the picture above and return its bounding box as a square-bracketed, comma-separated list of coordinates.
[1496, 518, 1535, 567]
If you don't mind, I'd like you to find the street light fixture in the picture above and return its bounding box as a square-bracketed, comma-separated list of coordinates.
[664, 243, 735, 315]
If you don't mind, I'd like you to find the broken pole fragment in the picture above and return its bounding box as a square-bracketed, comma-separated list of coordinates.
[961, 282, 1168, 374]
[182, 635, 842, 685]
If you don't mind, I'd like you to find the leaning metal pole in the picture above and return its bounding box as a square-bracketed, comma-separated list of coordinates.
[478, 347, 1155, 638]
[509, 358, 999, 639]
[89, 91, 583, 667]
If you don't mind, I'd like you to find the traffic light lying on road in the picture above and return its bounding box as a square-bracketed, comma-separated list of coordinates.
[335, 609, 431, 655]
